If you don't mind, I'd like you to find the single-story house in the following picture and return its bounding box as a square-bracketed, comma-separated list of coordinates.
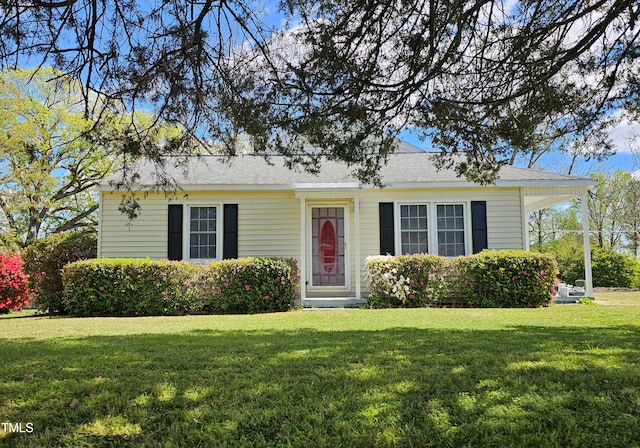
[98, 145, 597, 306]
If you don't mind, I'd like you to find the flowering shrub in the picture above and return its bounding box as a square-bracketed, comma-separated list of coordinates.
[453, 250, 559, 307]
[366, 251, 558, 308]
[365, 254, 449, 308]
[62, 259, 201, 316]
[61, 257, 298, 316]
[23, 231, 96, 314]
[0, 252, 31, 313]
[199, 257, 298, 314]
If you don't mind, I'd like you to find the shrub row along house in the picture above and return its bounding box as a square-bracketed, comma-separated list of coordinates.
[98, 143, 597, 307]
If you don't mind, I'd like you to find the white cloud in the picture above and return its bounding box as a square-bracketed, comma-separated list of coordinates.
[608, 116, 640, 153]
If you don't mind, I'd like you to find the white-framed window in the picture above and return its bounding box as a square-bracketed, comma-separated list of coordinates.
[436, 204, 465, 257]
[186, 205, 220, 260]
[399, 204, 429, 254]
[396, 202, 469, 257]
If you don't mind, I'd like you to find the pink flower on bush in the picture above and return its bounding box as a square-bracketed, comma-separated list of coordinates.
[409, 294, 415, 299]
[245, 284, 251, 291]
[420, 281, 425, 286]
[216, 288, 222, 294]
[294, 286, 299, 293]
[409, 279, 415, 284]
[540, 270, 546, 275]
[523, 271, 529, 276]
[99, 285, 105, 291]
[223, 282, 229, 287]
[281, 279, 286, 285]
[264, 295, 270, 300]
[163, 294, 169, 300]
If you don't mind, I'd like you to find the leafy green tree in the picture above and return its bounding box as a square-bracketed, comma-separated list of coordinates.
[529, 206, 580, 248]
[588, 171, 637, 250]
[0, 67, 186, 245]
[0, 0, 637, 183]
[0, 67, 119, 248]
[621, 175, 640, 257]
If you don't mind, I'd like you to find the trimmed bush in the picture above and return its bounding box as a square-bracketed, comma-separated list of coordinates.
[632, 260, 640, 289]
[365, 254, 449, 308]
[199, 257, 299, 314]
[533, 236, 638, 288]
[62, 259, 201, 316]
[23, 231, 97, 314]
[591, 247, 635, 288]
[454, 250, 559, 307]
[0, 252, 31, 313]
[61, 257, 299, 316]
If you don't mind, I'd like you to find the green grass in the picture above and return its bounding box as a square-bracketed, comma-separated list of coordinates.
[1, 290, 639, 447]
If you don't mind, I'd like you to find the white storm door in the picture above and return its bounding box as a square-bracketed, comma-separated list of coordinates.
[311, 206, 346, 287]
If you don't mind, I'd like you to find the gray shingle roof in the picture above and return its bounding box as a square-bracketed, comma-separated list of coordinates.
[102, 151, 595, 189]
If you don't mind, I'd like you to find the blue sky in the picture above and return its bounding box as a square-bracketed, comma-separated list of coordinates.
[399, 128, 638, 177]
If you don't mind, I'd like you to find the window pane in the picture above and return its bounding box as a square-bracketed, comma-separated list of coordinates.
[400, 204, 428, 254]
[189, 206, 217, 259]
[437, 204, 465, 256]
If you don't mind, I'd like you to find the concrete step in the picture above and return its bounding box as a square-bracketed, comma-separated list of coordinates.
[302, 297, 367, 308]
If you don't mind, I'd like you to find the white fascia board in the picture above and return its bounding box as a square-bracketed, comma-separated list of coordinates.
[293, 183, 361, 191]
[98, 183, 295, 192]
[98, 178, 596, 192]
[383, 179, 597, 189]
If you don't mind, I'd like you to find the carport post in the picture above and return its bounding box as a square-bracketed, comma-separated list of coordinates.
[581, 191, 594, 298]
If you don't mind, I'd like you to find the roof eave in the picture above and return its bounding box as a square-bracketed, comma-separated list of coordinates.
[99, 178, 596, 192]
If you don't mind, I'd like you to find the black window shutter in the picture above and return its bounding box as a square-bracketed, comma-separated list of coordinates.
[379, 202, 395, 255]
[223, 204, 238, 259]
[471, 201, 488, 254]
[167, 204, 183, 260]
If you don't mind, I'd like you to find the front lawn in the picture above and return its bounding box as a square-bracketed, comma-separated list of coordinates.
[1, 291, 639, 447]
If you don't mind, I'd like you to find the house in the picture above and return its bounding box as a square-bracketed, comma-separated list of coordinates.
[98, 146, 597, 307]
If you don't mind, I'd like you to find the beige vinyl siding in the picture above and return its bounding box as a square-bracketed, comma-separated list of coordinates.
[99, 186, 524, 297]
[99, 190, 301, 260]
[100, 192, 169, 259]
[100, 186, 524, 258]
[358, 186, 524, 259]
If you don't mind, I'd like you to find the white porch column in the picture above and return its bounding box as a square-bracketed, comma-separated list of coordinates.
[299, 197, 306, 305]
[581, 191, 594, 297]
[354, 196, 361, 300]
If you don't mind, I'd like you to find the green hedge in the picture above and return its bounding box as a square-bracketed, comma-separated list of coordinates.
[365, 250, 559, 308]
[23, 231, 97, 314]
[365, 254, 449, 308]
[61, 257, 299, 316]
[589, 247, 635, 288]
[533, 236, 637, 288]
[62, 259, 201, 316]
[199, 257, 298, 314]
[453, 250, 559, 308]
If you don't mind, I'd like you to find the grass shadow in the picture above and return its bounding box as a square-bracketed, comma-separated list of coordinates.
[1, 325, 639, 447]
